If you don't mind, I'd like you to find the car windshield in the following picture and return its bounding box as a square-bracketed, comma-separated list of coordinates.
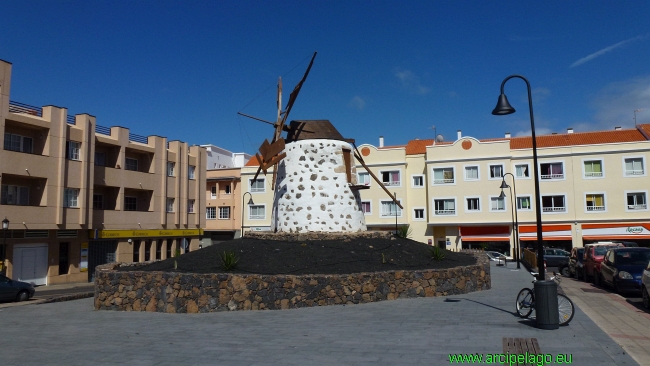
[594, 246, 618, 256]
[615, 251, 650, 266]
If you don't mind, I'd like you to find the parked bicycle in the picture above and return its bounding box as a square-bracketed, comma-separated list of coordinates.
[515, 272, 575, 325]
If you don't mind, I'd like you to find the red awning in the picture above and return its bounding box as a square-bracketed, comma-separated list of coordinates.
[459, 226, 510, 242]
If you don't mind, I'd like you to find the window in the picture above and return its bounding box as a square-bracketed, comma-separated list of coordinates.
[517, 196, 532, 210]
[584, 160, 603, 177]
[490, 196, 506, 211]
[93, 194, 103, 210]
[381, 171, 401, 186]
[380, 200, 402, 217]
[249, 205, 265, 220]
[542, 195, 566, 212]
[434, 199, 456, 215]
[465, 166, 479, 180]
[166, 198, 175, 212]
[358, 172, 370, 186]
[1, 185, 29, 205]
[95, 152, 106, 166]
[626, 192, 647, 210]
[167, 162, 175, 177]
[211, 185, 217, 198]
[63, 188, 79, 208]
[515, 164, 529, 178]
[466, 197, 480, 211]
[361, 201, 371, 215]
[66, 141, 81, 161]
[58, 242, 69, 276]
[224, 184, 231, 195]
[586, 194, 605, 211]
[133, 240, 141, 263]
[413, 208, 425, 220]
[624, 157, 644, 176]
[4, 133, 33, 153]
[188, 165, 195, 179]
[250, 178, 265, 193]
[219, 206, 230, 219]
[489, 164, 504, 179]
[433, 168, 454, 184]
[206, 207, 216, 219]
[125, 158, 138, 171]
[187, 199, 195, 213]
[540, 162, 564, 179]
[124, 196, 137, 211]
[412, 175, 424, 187]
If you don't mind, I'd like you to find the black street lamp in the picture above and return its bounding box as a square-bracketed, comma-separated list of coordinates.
[499, 173, 521, 269]
[2, 217, 8, 276]
[241, 192, 254, 238]
[493, 75, 558, 330]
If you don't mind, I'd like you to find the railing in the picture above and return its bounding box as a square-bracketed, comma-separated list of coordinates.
[382, 181, 401, 186]
[628, 204, 647, 210]
[584, 172, 603, 177]
[129, 133, 148, 144]
[249, 215, 265, 220]
[435, 209, 456, 215]
[433, 179, 454, 184]
[9, 101, 42, 117]
[541, 174, 564, 179]
[586, 206, 605, 211]
[625, 170, 644, 176]
[66, 115, 76, 125]
[96, 124, 112, 136]
[542, 207, 566, 212]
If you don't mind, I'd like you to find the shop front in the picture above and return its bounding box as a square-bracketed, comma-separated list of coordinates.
[459, 226, 511, 255]
[581, 223, 650, 247]
[519, 224, 573, 251]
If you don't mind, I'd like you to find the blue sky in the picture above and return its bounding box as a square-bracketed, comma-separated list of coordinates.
[2, 1, 650, 154]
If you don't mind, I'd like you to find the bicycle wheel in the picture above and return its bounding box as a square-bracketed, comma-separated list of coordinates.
[557, 294, 575, 325]
[516, 288, 534, 318]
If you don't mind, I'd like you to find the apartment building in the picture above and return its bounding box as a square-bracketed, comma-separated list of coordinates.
[0, 60, 206, 285]
[202, 145, 252, 243]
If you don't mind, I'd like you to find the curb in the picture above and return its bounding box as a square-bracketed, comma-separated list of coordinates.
[38, 292, 95, 304]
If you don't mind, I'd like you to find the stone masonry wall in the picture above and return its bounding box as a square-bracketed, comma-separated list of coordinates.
[94, 251, 490, 313]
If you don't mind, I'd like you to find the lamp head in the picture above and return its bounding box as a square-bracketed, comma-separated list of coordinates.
[499, 180, 509, 189]
[247, 197, 254, 205]
[2, 217, 8, 230]
[492, 94, 515, 115]
[499, 190, 506, 199]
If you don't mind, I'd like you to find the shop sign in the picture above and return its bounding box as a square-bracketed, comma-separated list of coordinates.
[626, 227, 644, 234]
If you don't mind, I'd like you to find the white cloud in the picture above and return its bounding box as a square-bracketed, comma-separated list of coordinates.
[348, 96, 366, 110]
[570, 35, 647, 68]
[590, 76, 650, 128]
[394, 68, 431, 95]
[513, 127, 553, 137]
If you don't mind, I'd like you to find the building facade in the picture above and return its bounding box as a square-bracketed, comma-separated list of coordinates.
[0, 60, 206, 285]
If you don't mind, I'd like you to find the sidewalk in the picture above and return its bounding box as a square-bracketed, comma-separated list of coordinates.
[0, 262, 639, 365]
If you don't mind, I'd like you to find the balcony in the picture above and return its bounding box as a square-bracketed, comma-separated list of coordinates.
[584, 172, 603, 177]
[541, 174, 564, 180]
[382, 181, 401, 187]
[9, 101, 41, 117]
[628, 204, 647, 210]
[586, 206, 605, 211]
[433, 179, 454, 184]
[542, 207, 566, 212]
[435, 209, 456, 215]
[625, 170, 644, 176]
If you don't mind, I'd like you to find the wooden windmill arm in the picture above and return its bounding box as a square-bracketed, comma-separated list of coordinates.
[353, 151, 403, 209]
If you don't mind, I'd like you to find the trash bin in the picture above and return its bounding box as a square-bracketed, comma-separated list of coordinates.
[534, 280, 559, 330]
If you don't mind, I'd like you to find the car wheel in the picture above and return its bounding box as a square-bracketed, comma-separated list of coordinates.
[561, 266, 570, 277]
[643, 286, 649, 309]
[16, 290, 29, 302]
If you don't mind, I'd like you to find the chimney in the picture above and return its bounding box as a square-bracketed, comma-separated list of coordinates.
[505, 132, 511, 138]
[567, 128, 574, 134]
[457, 130, 462, 140]
[615, 126, 621, 131]
[379, 136, 384, 148]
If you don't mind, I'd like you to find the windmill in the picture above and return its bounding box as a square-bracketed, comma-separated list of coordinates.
[239, 53, 402, 233]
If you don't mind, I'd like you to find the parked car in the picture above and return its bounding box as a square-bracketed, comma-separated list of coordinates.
[543, 248, 570, 268]
[0, 274, 35, 302]
[486, 251, 506, 262]
[642, 261, 650, 309]
[583, 243, 624, 283]
[569, 247, 585, 279]
[599, 248, 650, 293]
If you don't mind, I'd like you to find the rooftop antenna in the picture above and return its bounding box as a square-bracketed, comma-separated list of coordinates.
[635, 109, 643, 126]
[430, 125, 436, 144]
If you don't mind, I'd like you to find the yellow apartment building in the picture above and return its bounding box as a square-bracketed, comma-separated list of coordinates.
[0, 60, 206, 285]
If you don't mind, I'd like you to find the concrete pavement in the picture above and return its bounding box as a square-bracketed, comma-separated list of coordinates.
[0, 263, 639, 365]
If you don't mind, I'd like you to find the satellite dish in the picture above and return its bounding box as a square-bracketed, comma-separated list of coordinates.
[435, 134, 444, 143]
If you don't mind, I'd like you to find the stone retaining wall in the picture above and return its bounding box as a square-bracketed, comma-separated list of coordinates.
[94, 251, 490, 313]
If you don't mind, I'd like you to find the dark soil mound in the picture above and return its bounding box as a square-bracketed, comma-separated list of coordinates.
[126, 236, 476, 275]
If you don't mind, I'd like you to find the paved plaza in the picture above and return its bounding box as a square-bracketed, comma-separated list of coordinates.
[0, 263, 639, 366]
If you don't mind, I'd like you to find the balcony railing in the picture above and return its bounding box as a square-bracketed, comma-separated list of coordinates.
[96, 125, 111, 136]
[435, 209, 456, 215]
[586, 206, 605, 211]
[541, 174, 564, 179]
[249, 215, 265, 220]
[628, 204, 647, 210]
[542, 207, 566, 212]
[584, 172, 603, 177]
[9, 101, 42, 117]
[67, 115, 76, 125]
[433, 179, 454, 184]
[625, 170, 644, 176]
[129, 133, 148, 144]
[382, 181, 401, 186]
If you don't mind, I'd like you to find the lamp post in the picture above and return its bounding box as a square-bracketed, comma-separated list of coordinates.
[241, 192, 254, 239]
[499, 173, 520, 269]
[493, 75, 558, 330]
[2, 217, 8, 276]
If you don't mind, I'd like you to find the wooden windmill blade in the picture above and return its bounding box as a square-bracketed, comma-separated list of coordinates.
[352, 146, 403, 209]
[278, 52, 317, 134]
